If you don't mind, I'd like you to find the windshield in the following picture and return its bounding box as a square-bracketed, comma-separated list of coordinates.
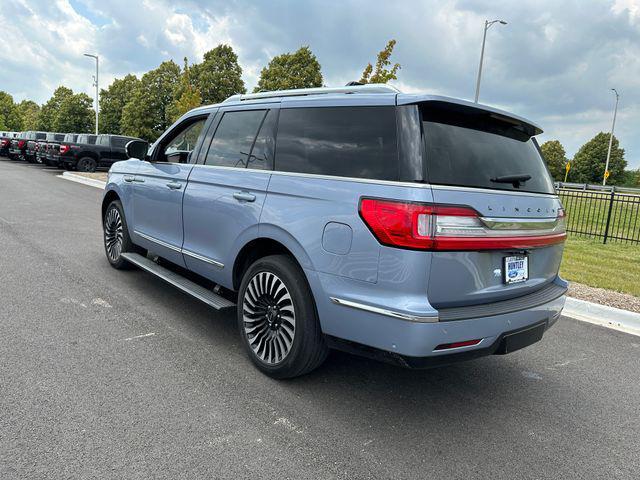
[422, 106, 555, 195]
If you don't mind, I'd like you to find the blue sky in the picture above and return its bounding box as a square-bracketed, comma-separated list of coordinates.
[1, 0, 639, 168]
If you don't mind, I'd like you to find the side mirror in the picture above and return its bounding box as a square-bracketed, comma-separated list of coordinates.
[125, 140, 149, 160]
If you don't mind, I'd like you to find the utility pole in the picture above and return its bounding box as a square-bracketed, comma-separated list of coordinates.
[602, 88, 619, 186]
[474, 19, 507, 103]
[84, 53, 99, 134]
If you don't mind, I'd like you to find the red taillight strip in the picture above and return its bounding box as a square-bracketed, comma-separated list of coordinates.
[359, 197, 566, 252]
[434, 339, 482, 351]
[435, 232, 567, 250]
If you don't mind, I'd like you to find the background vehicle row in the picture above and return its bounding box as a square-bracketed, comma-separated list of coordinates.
[0, 131, 143, 172]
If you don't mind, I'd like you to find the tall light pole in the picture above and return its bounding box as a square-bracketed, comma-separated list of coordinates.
[84, 53, 99, 134]
[602, 88, 620, 186]
[474, 19, 507, 103]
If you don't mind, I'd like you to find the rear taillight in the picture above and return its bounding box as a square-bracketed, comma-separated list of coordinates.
[0, 139, 8, 147]
[18, 140, 26, 148]
[359, 198, 567, 251]
[59, 144, 70, 154]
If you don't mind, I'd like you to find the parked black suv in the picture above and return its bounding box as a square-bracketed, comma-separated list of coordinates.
[48, 133, 78, 167]
[59, 134, 142, 172]
[39, 133, 67, 165]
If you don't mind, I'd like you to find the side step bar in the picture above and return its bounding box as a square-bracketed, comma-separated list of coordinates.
[121, 253, 236, 310]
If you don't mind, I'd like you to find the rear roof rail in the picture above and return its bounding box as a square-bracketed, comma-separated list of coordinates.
[223, 83, 401, 103]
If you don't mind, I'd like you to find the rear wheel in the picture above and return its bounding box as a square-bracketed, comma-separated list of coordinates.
[77, 157, 97, 172]
[237, 254, 328, 379]
[103, 200, 142, 269]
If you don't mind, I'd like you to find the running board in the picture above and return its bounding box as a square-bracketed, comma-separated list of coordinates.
[121, 252, 236, 310]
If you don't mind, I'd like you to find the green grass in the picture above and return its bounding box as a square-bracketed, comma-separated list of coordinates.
[558, 191, 640, 242]
[560, 237, 640, 297]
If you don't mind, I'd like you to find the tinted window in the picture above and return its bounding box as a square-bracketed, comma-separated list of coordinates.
[245, 110, 276, 170]
[204, 110, 265, 168]
[54, 134, 65, 141]
[275, 107, 398, 180]
[111, 137, 131, 149]
[422, 106, 555, 194]
[77, 135, 97, 145]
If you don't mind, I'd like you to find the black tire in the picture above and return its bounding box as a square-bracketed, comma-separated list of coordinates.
[103, 200, 143, 270]
[237, 254, 328, 379]
[77, 157, 97, 172]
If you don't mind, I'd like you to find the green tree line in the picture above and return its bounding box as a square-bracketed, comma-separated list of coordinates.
[540, 134, 639, 187]
[0, 40, 400, 143]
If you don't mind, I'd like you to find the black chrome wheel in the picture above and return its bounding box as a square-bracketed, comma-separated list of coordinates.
[104, 206, 124, 263]
[242, 271, 296, 365]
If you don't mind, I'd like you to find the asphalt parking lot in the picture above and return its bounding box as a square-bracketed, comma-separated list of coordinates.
[1, 159, 639, 479]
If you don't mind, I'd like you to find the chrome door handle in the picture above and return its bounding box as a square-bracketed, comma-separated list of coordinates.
[123, 175, 135, 182]
[233, 191, 256, 202]
[166, 182, 182, 190]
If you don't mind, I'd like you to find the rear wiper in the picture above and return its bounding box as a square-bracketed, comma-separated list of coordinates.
[490, 174, 532, 188]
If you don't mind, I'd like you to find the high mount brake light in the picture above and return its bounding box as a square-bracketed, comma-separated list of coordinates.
[359, 198, 567, 251]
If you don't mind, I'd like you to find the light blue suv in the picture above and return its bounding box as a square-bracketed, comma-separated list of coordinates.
[102, 84, 567, 378]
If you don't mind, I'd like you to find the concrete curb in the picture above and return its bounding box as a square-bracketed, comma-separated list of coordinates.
[58, 171, 106, 189]
[563, 297, 640, 336]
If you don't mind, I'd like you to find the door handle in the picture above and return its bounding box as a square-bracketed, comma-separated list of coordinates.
[166, 181, 182, 190]
[123, 175, 135, 182]
[233, 191, 256, 202]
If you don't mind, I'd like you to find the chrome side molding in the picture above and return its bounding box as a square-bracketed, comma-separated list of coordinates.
[330, 297, 439, 323]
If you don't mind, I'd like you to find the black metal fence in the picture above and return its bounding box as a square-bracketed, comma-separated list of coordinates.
[557, 185, 640, 244]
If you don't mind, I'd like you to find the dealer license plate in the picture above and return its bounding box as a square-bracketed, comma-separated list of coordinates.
[504, 255, 528, 284]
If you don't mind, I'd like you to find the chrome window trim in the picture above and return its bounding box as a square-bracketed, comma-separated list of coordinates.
[330, 297, 439, 323]
[189, 164, 560, 198]
[134, 231, 225, 268]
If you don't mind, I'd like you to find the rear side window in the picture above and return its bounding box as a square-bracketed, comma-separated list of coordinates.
[111, 137, 131, 149]
[204, 110, 266, 168]
[78, 135, 97, 145]
[275, 107, 398, 180]
[422, 106, 555, 194]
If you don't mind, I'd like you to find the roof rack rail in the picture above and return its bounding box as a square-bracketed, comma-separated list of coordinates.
[223, 83, 401, 103]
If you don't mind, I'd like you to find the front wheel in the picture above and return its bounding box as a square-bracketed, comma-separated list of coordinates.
[103, 200, 142, 269]
[237, 255, 328, 379]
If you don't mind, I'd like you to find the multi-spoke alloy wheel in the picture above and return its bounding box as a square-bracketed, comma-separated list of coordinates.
[242, 271, 296, 365]
[104, 206, 124, 263]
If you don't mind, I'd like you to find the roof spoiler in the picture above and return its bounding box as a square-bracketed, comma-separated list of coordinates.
[398, 94, 543, 136]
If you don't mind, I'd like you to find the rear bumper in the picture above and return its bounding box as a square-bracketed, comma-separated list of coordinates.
[308, 268, 566, 360]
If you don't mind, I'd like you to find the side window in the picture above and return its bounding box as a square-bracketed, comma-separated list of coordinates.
[247, 110, 276, 170]
[87, 135, 97, 145]
[275, 106, 398, 181]
[204, 110, 266, 168]
[164, 119, 206, 160]
[111, 137, 130, 149]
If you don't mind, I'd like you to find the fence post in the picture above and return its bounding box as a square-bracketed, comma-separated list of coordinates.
[603, 186, 616, 244]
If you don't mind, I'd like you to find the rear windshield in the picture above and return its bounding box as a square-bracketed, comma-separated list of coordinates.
[422, 106, 555, 195]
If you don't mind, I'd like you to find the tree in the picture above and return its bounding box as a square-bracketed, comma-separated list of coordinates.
[359, 40, 401, 84]
[572, 132, 627, 185]
[38, 86, 73, 131]
[192, 44, 245, 104]
[121, 60, 181, 141]
[168, 58, 203, 123]
[620, 168, 640, 188]
[54, 93, 95, 133]
[0, 91, 20, 130]
[540, 140, 568, 181]
[253, 46, 322, 93]
[15, 100, 40, 130]
[99, 74, 140, 135]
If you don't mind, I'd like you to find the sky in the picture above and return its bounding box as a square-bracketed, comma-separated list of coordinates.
[0, 0, 639, 168]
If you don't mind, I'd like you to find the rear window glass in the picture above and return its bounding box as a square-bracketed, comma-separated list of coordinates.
[78, 135, 97, 145]
[275, 107, 398, 181]
[422, 106, 555, 194]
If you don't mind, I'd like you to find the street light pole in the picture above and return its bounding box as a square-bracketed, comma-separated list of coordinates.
[84, 53, 99, 135]
[474, 19, 507, 103]
[602, 88, 619, 186]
